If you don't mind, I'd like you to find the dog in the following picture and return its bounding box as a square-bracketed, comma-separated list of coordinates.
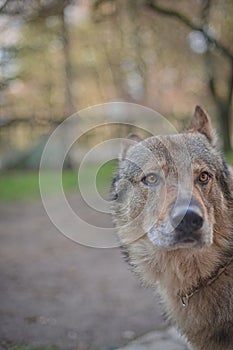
[111, 106, 233, 350]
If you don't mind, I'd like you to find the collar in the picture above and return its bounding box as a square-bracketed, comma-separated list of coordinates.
[177, 256, 233, 307]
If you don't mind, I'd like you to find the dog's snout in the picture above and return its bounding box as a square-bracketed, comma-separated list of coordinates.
[171, 208, 203, 234]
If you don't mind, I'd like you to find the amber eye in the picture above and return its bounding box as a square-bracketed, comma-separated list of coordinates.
[142, 173, 159, 186]
[198, 172, 210, 185]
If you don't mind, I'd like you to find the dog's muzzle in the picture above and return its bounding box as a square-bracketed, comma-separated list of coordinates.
[147, 198, 207, 249]
[170, 203, 203, 244]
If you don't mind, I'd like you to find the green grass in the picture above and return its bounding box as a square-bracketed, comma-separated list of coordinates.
[0, 152, 232, 202]
[0, 160, 117, 202]
[0, 170, 75, 201]
[226, 151, 233, 165]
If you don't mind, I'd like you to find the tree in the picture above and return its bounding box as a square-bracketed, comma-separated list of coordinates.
[93, 0, 233, 152]
[146, 0, 233, 152]
[0, 0, 76, 118]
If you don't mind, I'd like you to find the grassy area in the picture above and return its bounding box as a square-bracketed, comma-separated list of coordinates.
[0, 170, 75, 201]
[226, 151, 233, 165]
[0, 160, 117, 201]
[0, 152, 232, 202]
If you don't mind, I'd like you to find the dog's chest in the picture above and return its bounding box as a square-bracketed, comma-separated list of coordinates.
[158, 275, 233, 349]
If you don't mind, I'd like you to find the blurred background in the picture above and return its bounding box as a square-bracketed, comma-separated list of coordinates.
[0, 0, 232, 349]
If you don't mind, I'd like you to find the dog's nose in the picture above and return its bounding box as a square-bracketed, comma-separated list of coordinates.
[171, 208, 203, 234]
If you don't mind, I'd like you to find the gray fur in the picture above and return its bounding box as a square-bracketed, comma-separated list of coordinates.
[112, 106, 233, 350]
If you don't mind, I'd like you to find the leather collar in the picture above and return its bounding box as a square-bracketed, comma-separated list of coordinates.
[177, 256, 233, 307]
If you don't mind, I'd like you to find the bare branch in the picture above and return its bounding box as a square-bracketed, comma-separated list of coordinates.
[201, 0, 212, 26]
[0, 0, 10, 12]
[93, 0, 114, 10]
[0, 117, 66, 128]
[145, 0, 233, 61]
[201, 0, 221, 105]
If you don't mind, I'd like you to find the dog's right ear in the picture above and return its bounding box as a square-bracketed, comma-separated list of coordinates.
[120, 133, 142, 161]
[188, 105, 217, 146]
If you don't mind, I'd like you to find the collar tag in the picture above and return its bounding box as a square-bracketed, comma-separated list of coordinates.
[179, 293, 190, 307]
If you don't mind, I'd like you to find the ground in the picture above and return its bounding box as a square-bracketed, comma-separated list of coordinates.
[0, 194, 173, 350]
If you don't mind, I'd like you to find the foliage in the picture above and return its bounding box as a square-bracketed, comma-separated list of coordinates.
[93, 0, 233, 152]
[0, 0, 232, 159]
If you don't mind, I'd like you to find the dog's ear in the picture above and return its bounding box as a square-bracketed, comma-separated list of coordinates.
[120, 133, 142, 161]
[188, 105, 217, 146]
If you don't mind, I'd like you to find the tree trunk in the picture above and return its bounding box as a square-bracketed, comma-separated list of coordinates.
[61, 9, 76, 117]
[217, 102, 232, 153]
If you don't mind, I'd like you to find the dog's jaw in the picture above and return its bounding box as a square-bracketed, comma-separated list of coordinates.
[147, 225, 213, 250]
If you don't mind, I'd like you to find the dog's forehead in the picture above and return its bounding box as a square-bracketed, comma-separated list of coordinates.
[124, 135, 187, 174]
[139, 134, 192, 162]
[125, 133, 221, 172]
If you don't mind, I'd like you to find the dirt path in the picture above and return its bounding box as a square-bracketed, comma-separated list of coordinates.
[0, 195, 166, 349]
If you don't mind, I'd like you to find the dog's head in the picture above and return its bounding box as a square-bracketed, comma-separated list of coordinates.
[112, 106, 233, 251]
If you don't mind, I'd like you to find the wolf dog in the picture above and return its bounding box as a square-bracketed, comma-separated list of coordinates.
[112, 106, 233, 350]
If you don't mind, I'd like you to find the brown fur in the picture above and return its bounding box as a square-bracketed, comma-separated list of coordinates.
[112, 106, 233, 350]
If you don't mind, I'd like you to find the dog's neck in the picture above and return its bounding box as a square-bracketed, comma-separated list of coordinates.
[156, 230, 233, 301]
[177, 254, 233, 307]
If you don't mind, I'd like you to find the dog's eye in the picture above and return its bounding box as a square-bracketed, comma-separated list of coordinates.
[198, 172, 210, 185]
[142, 173, 159, 186]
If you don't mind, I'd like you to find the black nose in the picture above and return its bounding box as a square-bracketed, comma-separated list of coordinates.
[171, 208, 203, 234]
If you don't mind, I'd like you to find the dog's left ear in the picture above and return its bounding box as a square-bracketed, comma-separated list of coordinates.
[188, 105, 217, 146]
[120, 133, 142, 161]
